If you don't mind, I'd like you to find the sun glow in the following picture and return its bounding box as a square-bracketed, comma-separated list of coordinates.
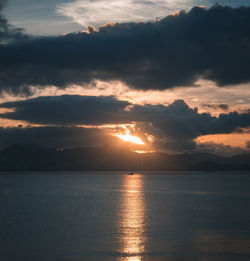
[116, 133, 144, 145]
[114, 124, 145, 145]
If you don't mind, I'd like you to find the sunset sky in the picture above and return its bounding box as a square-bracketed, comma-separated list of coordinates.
[1, 0, 250, 155]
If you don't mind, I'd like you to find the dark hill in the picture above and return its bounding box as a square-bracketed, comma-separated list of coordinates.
[0, 144, 250, 171]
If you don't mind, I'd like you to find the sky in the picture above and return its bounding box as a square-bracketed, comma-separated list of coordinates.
[4, 0, 250, 35]
[1, 0, 250, 155]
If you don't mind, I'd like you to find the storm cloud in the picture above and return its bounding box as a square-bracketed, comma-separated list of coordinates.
[1, 5, 250, 92]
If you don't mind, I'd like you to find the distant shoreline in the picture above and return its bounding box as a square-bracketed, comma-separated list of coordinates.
[1, 145, 250, 172]
[1, 170, 250, 175]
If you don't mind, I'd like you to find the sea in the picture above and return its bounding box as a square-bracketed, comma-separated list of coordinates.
[1, 172, 250, 261]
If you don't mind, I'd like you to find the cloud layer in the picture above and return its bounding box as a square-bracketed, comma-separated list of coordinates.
[0, 95, 130, 125]
[1, 5, 250, 93]
[0, 126, 116, 148]
[1, 95, 250, 153]
[1, 3, 250, 155]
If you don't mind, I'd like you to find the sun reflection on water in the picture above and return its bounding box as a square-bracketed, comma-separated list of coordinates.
[119, 174, 145, 261]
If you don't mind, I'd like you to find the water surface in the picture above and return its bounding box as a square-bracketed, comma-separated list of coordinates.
[1, 172, 250, 261]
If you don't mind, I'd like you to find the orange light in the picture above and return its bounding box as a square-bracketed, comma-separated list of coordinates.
[116, 133, 144, 145]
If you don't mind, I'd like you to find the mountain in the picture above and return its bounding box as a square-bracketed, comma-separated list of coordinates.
[0, 144, 250, 171]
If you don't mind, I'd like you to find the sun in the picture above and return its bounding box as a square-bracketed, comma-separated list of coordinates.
[113, 124, 145, 145]
[116, 133, 144, 145]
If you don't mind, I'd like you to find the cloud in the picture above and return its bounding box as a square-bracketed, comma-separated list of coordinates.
[57, 0, 250, 28]
[0, 126, 117, 149]
[196, 142, 247, 156]
[1, 5, 250, 93]
[246, 140, 250, 149]
[202, 103, 229, 111]
[2, 95, 250, 152]
[0, 0, 5, 10]
[0, 0, 28, 42]
[128, 100, 250, 152]
[56, 0, 191, 27]
[0, 95, 130, 125]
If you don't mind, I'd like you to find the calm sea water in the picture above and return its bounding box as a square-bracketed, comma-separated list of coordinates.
[1, 172, 250, 261]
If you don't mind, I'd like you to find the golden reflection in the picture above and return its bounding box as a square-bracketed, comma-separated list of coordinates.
[119, 174, 145, 261]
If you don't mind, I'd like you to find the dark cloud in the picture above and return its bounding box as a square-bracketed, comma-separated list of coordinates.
[129, 100, 250, 152]
[197, 142, 247, 156]
[1, 95, 250, 152]
[0, 95, 130, 125]
[246, 140, 250, 149]
[1, 5, 250, 92]
[0, 126, 116, 149]
[0, 0, 28, 42]
[130, 100, 244, 137]
[218, 104, 229, 110]
[202, 103, 229, 111]
[0, 0, 6, 10]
